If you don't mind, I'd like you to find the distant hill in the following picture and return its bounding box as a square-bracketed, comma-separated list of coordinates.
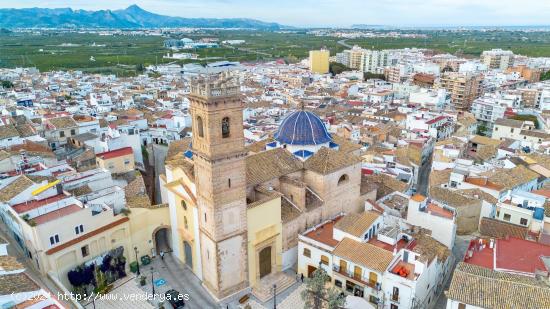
[0, 5, 284, 30]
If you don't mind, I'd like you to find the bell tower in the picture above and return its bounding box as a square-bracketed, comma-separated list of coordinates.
[188, 72, 249, 299]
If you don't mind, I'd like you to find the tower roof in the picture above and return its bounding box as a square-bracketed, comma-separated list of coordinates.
[275, 110, 332, 145]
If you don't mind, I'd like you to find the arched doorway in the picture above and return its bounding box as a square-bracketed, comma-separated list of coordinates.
[153, 227, 171, 255]
[259, 246, 272, 278]
[183, 241, 193, 268]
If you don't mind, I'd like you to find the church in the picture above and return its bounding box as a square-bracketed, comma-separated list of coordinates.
[160, 72, 371, 301]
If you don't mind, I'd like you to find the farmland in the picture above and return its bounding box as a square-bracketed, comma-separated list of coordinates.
[1, 29, 550, 75]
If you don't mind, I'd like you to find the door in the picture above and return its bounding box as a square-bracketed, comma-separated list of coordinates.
[183, 241, 193, 268]
[339, 260, 347, 274]
[259, 246, 271, 278]
[307, 265, 317, 278]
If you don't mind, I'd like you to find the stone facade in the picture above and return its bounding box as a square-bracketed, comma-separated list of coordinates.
[189, 73, 249, 300]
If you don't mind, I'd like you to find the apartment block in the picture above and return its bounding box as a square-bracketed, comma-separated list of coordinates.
[481, 49, 514, 70]
[309, 49, 330, 74]
[439, 72, 483, 110]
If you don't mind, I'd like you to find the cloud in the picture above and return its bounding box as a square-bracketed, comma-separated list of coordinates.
[0, 0, 549, 27]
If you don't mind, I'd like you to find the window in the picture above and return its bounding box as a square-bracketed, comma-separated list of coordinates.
[124, 159, 130, 165]
[503, 213, 511, 222]
[184, 216, 188, 229]
[222, 117, 230, 138]
[196, 116, 204, 137]
[49, 234, 60, 246]
[108, 164, 115, 170]
[338, 174, 349, 186]
[204, 212, 207, 223]
[320, 255, 329, 265]
[81, 245, 89, 257]
[59, 131, 65, 138]
[520, 218, 528, 226]
[75, 225, 84, 235]
[303, 248, 311, 258]
[458, 304, 466, 309]
[335, 279, 342, 288]
[353, 266, 362, 280]
[70, 129, 76, 136]
[181, 200, 187, 210]
[392, 287, 399, 302]
[228, 178, 231, 188]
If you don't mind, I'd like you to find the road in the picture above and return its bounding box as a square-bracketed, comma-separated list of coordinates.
[337, 39, 353, 49]
[416, 149, 433, 196]
[0, 224, 74, 308]
[433, 235, 472, 309]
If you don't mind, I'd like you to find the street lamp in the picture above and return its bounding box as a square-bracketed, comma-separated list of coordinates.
[273, 284, 277, 309]
[151, 266, 155, 295]
[134, 246, 140, 276]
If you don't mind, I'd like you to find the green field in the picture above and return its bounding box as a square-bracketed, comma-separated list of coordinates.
[1, 30, 550, 75]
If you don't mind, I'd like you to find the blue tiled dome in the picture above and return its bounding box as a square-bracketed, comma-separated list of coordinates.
[275, 111, 332, 145]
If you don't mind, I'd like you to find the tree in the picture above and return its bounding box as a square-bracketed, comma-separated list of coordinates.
[329, 62, 351, 76]
[541, 70, 550, 82]
[301, 266, 346, 309]
[476, 123, 488, 136]
[1, 80, 13, 89]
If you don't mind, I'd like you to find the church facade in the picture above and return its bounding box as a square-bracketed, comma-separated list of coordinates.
[162, 72, 371, 301]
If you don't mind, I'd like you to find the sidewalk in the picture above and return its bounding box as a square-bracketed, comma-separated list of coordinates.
[136, 253, 218, 309]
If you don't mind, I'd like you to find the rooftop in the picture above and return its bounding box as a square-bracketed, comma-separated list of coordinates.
[446, 262, 550, 309]
[333, 237, 394, 273]
[465, 237, 550, 275]
[303, 216, 342, 248]
[11, 194, 67, 214]
[32, 204, 82, 225]
[96, 147, 133, 160]
[334, 211, 380, 238]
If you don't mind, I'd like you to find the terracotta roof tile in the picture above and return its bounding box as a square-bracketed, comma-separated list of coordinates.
[333, 237, 394, 273]
[479, 217, 528, 239]
[446, 262, 550, 309]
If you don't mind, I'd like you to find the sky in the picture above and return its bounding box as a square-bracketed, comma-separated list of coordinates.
[1, 0, 550, 28]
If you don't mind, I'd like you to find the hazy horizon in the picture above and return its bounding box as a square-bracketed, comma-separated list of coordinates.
[1, 1, 549, 28]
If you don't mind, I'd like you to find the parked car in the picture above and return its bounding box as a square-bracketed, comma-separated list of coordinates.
[164, 289, 185, 308]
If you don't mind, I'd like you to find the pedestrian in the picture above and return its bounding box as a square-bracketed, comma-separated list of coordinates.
[300, 273, 304, 282]
[160, 250, 164, 261]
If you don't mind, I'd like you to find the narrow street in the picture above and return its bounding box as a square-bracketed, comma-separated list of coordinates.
[433, 235, 472, 309]
[416, 150, 434, 196]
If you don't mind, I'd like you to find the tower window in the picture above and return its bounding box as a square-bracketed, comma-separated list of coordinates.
[228, 178, 231, 188]
[181, 200, 187, 210]
[222, 117, 230, 138]
[196, 116, 204, 138]
[338, 174, 349, 186]
[204, 212, 207, 223]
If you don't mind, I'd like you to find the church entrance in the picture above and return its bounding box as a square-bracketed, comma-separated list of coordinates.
[259, 246, 272, 278]
[183, 241, 193, 268]
[153, 227, 171, 255]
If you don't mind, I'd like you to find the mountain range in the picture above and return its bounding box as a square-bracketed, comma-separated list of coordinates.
[0, 5, 285, 30]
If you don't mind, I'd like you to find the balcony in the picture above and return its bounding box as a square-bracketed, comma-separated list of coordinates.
[332, 265, 381, 291]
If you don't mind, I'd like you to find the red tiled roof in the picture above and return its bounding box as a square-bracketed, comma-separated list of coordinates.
[464, 237, 550, 275]
[496, 237, 550, 274]
[304, 217, 342, 248]
[46, 217, 129, 255]
[532, 189, 550, 199]
[96, 147, 133, 160]
[427, 203, 454, 219]
[11, 194, 67, 214]
[32, 204, 82, 225]
[368, 238, 408, 252]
